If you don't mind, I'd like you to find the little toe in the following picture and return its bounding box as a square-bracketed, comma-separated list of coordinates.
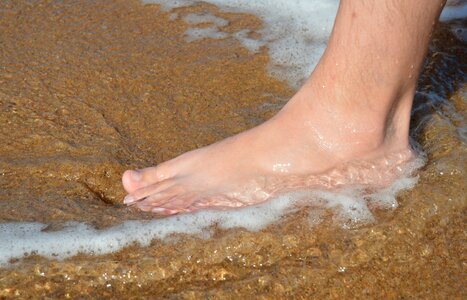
[135, 204, 154, 212]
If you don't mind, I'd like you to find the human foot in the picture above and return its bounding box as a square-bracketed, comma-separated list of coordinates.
[121, 0, 445, 215]
[122, 82, 414, 215]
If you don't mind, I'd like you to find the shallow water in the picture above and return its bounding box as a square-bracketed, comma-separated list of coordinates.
[0, 0, 466, 298]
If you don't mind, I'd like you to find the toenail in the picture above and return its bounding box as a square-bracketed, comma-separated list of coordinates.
[123, 195, 135, 204]
[131, 170, 142, 181]
[152, 207, 169, 214]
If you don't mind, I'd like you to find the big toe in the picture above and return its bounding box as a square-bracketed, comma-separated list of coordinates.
[122, 169, 145, 193]
[122, 164, 175, 193]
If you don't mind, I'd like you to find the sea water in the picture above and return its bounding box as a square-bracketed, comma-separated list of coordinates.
[0, 0, 465, 266]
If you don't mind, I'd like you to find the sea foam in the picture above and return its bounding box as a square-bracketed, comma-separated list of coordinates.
[145, 0, 464, 88]
[0, 156, 425, 265]
[147, 0, 339, 88]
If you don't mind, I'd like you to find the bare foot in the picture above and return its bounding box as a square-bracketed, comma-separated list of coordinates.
[122, 81, 414, 215]
[121, 0, 444, 215]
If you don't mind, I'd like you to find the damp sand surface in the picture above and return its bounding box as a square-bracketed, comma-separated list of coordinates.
[0, 0, 466, 298]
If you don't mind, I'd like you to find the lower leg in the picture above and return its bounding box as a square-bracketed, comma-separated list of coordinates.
[286, 0, 446, 153]
[122, 0, 446, 214]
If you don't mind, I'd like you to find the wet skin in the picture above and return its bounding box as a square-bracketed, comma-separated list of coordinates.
[122, 0, 447, 215]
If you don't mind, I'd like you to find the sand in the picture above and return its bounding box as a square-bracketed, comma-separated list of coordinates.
[0, 0, 465, 298]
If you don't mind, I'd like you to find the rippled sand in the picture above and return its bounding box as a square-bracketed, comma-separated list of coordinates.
[0, 0, 465, 298]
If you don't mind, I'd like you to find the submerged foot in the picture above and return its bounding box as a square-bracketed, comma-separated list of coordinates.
[122, 79, 414, 215]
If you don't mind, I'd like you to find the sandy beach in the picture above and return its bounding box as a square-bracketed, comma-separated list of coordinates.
[0, 0, 465, 298]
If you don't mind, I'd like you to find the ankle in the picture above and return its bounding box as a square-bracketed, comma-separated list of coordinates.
[284, 72, 414, 156]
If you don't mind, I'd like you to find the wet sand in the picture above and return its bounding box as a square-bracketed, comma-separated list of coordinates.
[0, 0, 290, 227]
[0, 0, 466, 298]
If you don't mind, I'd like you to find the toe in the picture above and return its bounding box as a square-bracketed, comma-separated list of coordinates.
[122, 163, 177, 194]
[122, 169, 144, 193]
[132, 185, 196, 215]
[159, 194, 195, 211]
[138, 163, 176, 184]
[151, 207, 179, 215]
[135, 192, 179, 208]
[123, 179, 176, 205]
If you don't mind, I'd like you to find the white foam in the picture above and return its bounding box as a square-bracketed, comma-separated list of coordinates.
[233, 29, 265, 53]
[168, 12, 178, 21]
[0, 156, 424, 265]
[146, 0, 465, 88]
[146, 0, 339, 88]
[181, 13, 230, 42]
[0, 196, 294, 265]
[185, 27, 228, 42]
[183, 13, 229, 27]
[180, 10, 262, 51]
[181, 12, 266, 51]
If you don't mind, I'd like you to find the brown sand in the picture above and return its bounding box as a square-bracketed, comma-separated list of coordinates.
[0, 0, 465, 298]
[0, 0, 291, 227]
